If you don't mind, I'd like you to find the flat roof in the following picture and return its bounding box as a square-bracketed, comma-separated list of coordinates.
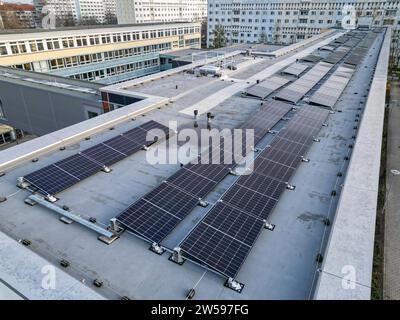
[0, 22, 201, 41]
[0, 29, 388, 299]
[0, 66, 102, 100]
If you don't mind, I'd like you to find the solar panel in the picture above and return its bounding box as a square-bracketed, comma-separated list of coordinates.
[117, 182, 200, 243]
[103, 135, 143, 156]
[22, 121, 171, 197]
[179, 104, 332, 280]
[275, 61, 333, 104]
[300, 54, 322, 63]
[117, 199, 180, 244]
[221, 184, 277, 219]
[166, 168, 220, 199]
[82, 143, 126, 167]
[259, 147, 303, 168]
[55, 153, 103, 180]
[282, 63, 309, 76]
[114, 100, 293, 245]
[236, 173, 286, 201]
[184, 164, 231, 184]
[24, 164, 80, 196]
[309, 66, 354, 109]
[143, 183, 199, 220]
[180, 222, 252, 278]
[253, 157, 296, 182]
[203, 202, 264, 247]
[243, 76, 290, 100]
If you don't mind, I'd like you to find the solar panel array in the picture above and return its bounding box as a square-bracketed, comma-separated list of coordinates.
[345, 32, 378, 67]
[179, 105, 330, 279]
[116, 100, 294, 244]
[274, 62, 333, 104]
[323, 46, 351, 65]
[23, 120, 170, 197]
[243, 76, 290, 100]
[309, 65, 354, 109]
[281, 63, 309, 77]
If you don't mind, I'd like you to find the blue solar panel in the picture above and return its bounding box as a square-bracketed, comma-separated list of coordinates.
[24, 165, 79, 196]
[55, 154, 103, 180]
[23, 121, 171, 197]
[82, 143, 126, 167]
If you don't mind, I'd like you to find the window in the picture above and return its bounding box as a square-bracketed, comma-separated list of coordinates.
[76, 37, 88, 47]
[46, 39, 60, 50]
[0, 43, 7, 55]
[62, 38, 74, 48]
[101, 34, 111, 43]
[87, 111, 98, 119]
[0, 99, 6, 120]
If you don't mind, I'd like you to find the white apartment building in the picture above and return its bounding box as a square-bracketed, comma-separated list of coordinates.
[117, 0, 207, 24]
[77, 0, 116, 23]
[0, 22, 201, 84]
[33, 0, 78, 23]
[207, 0, 400, 46]
[34, 0, 116, 25]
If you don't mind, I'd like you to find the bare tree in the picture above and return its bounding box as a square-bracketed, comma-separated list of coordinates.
[259, 31, 267, 44]
[104, 10, 117, 25]
[0, 11, 24, 29]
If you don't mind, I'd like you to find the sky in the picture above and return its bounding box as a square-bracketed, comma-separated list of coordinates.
[4, 0, 34, 3]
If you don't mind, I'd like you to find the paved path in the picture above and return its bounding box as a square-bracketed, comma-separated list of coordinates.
[384, 80, 400, 299]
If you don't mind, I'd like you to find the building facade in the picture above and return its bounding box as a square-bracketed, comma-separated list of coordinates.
[0, 3, 36, 29]
[33, 0, 116, 26]
[117, 0, 207, 24]
[76, 0, 116, 23]
[33, 0, 78, 26]
[207, 0, 400, 46]
[0, 22, 201, 84]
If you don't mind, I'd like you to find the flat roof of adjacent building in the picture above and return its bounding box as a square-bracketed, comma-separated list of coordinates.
[0, 29, 389, 300]
[0, 22, 201, 41]
[0, 66, 102, 101]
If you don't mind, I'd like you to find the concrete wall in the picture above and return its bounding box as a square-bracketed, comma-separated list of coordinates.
[0, 80, 102, 136]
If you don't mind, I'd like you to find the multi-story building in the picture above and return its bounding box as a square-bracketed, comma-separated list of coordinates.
[0, 22, 201, 84]
[117, 0, 207, 24]
[207, 0, 400, 46]
[0, 3, 36, 29]
[76, 0, 116, 23]
[34, 0, 117, 26]
[33, 0, 78, 26]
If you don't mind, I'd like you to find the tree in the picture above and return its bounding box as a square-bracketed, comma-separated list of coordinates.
[104, 10, 117, 25]
[0, 11, 24, 29]
[79, 16, 100, 26]
[63, 12, 76, 27]
[259, 31, 267, 44]
[389, 29, 400, 74]
[201, 18, 207, 48]
[212, 24, 227, 49]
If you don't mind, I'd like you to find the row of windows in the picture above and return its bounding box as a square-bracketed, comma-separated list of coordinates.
[211, 18, 337, 24]
[0, 26, 200, 56]
[12, 43, 173, 72]
[69, 58, 159, 81]
[211, 2, 399, 10]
